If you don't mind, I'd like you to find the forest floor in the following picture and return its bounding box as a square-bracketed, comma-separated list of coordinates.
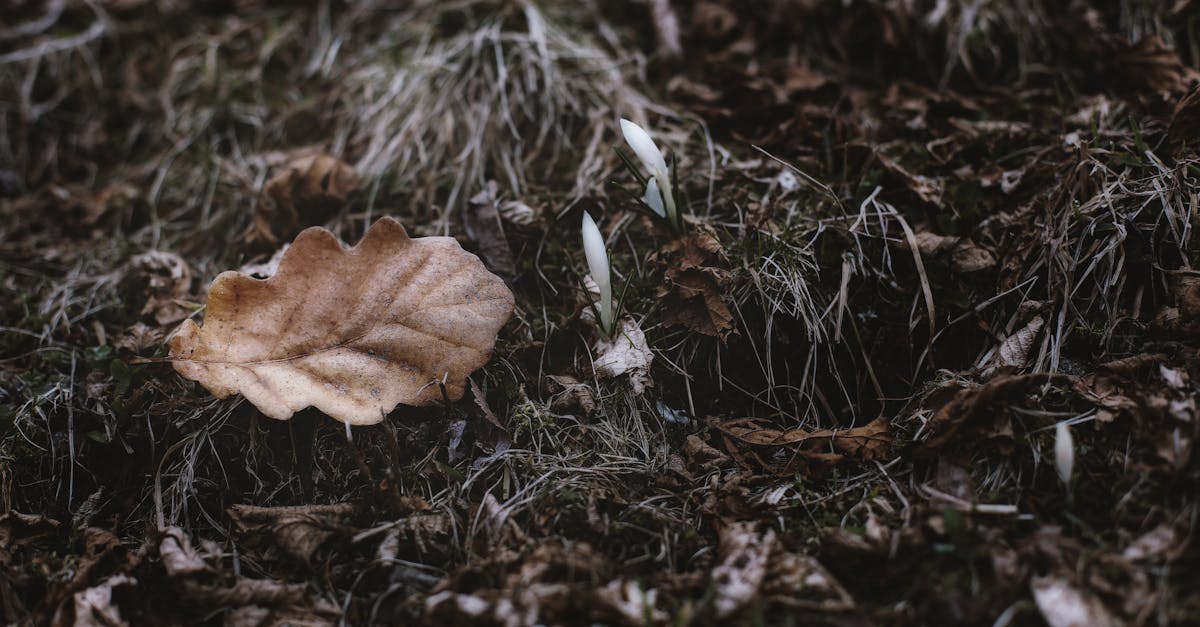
[2, 1, 1199, 625]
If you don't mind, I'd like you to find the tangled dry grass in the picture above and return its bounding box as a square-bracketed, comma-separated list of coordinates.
[2, 1, 1199, 625]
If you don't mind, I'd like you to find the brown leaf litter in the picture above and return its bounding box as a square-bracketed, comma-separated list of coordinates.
[228, 503, 356, 565]
[243, 153, 360, 249]
[651, 226, 737, 341]
[715, 415, 892, 474]
[169, 217, 515, 425]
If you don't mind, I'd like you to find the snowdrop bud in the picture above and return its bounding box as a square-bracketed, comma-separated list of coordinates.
[1055, 422, 1074, 487]
[620, 118, 668, 178]
[643, 178, 666, 217]
[581, 212, 613, 332]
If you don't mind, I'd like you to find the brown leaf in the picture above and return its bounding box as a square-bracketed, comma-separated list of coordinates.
[989, 315, 1044, 372]
[1031, 576, 1120, 627]
[126, 250, 194, 325]
[228, 503, 355, 564]
[903, 231, 996, 274]
[709, 523, 774, 618]
[169, 217, 515, 425]
[652, 228, 737, 341]
[544, 374, 595, 416]
[909, 374, 1060, 459]
[592, 318, 654, 394]
[245, 153, 360, 249]
[464, 181, 516, 277]
[718, 415, 891, 464]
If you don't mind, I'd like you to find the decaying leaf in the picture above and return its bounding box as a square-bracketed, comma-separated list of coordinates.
[710, 523, 774, 618]
[715, 415, 892, 473]
[652, 228, 737, 341]
[592, 318, 654, 394]
[126, 250, 194, 325]
[908, 374, 1060, 459]
[1031, 576, 1119, 627]
[170, 217, 515, 425]
[154, 527, 340, 624]
[986, 315, 1044, 373]
[464, 181, 516, 277]
[72, 575, 135, 627]
[228, 503, 355, 565]
[244, 153, 360, 248]
[902, 231, 996, 274]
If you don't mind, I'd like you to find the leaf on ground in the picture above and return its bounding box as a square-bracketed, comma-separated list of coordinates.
[877, 154, 944, 207]
[708, 523, 853, 619]
[652, 228, 737, 341]
[228, 503, 355, 565]
[71, 574, 136, 627]
[1031, 576, 1119, 627]
[244, 153, 360, 249]
[986, 315, 1044, 373]
[709, 523, 774, 618]
[908, 374, 1060, 459]
[715, 415, 892, 473]
[902, 231, 996, 274]
[544, 374, 595, 416]
[126, 250, 194, 325]
[592, 318, 654, 394]
[464, 181, 516, 277]
[169, 217, 515, 425]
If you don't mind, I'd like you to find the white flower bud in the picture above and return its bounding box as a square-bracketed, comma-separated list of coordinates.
[1055, 422, 1074, 487]
[643, 178, 666, 217]
[620, 118, 668, 179]
[581, 212, 613, 332]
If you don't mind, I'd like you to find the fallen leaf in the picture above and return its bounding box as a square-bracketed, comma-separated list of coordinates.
[71, 574, 135, 627]
[902, 231, 996, 274]
[544, 374, 595, 416]
[709, 523, 774, 618]
[652, 228, 737, 341]
[908, 374, 1060, 459]
[715, 415, 892, 473]
[464, 181, 516, 277]
[228, 503, 355, 564]
[169, 217, 515, 425]
[593, 318, 654, 394]
[126, 250, 194, 325]
[245, 153, 360, 248]
[987, 315, 1044, 373]
[1031, 576, 1119, 627]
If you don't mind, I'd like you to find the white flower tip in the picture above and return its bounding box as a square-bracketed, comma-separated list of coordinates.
[1054, 422, 1074, 487]
[643, 178, 666, 217]
[580, 212, 610, 291]
[620, 118, 668, 177]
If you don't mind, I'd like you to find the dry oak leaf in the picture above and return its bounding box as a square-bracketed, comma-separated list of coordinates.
[244, 153, 360, 249]
[169, 217, 515, 425]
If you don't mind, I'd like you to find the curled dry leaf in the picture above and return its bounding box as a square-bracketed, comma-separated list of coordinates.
[126, 250, 194, 325]
[593, 318, 654, 395]
[1031, 576, 1119, 627]
[652, 227, 737, 341]
[169, 217, 515, 425]
[986, 315, 1044, 373]
[228, 503, 355, 565]
[903, 231, 996, 274]
[245, 153, 360, 249]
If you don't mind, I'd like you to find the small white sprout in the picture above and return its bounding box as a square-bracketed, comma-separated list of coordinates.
[620, 118, 678, 226]
[643, 178, 666, 217]
[1054, 422, 1074, 488]
[581, 211, 613, 333]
